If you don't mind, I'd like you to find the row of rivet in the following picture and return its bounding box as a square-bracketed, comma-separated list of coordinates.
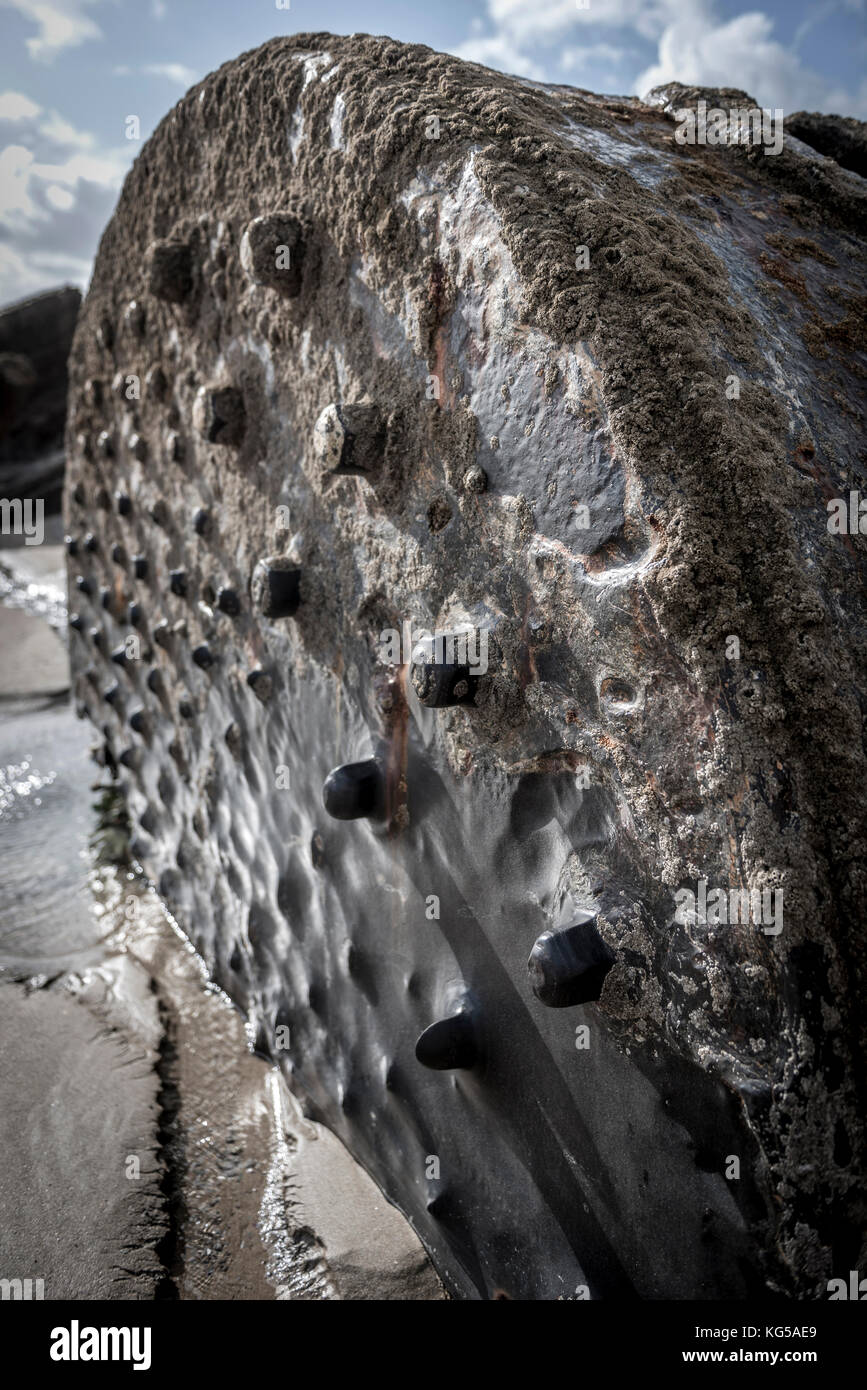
[146, 214, 305, 309]
[83, 228, 509, 1081]
[73, 516, 478, 715]
[320, 755, 615, 1061]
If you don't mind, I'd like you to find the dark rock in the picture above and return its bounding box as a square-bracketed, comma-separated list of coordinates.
[0, 285, 80, 509]
[785, 111, 867, 179]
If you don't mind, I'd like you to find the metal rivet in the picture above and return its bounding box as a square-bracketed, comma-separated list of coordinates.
[116, 491, 132, 516]
[153, 621, 171, 649]
[239, 213, 305, 296]
[123, 299, 145, 337]
[427, 498, 452, 532]
[72, 482, 87, 506]
[410, 636, 480, 708]
[169, 569, 188, 597]
[308, 982, 326, 1017]
[415, 1011, 478, 1071]
[322, 759, 382, 820]
[144, 364, 168, 401]
[178, 696, 194, 719]
[128, 601, 144, 627]
[246, 669, 272, 703]
[527, 917, 616, 1008]
[216, 586, 241, 617]
[193, 507, 210, 535]
[150, 499, 169, 527]
[192, 643, 214, 669]
[133, 554, 148, 579]
[111, 543, 127, 567]
[129, 433, 148, 462]
[111, 645, 130, 667]
[84, 532, 99, 553]
[147, 239, 193, 303]
[96, 316, 114, 351]
[426, 1192, 452, 1218]
[168, 739, 187, 775]
[193, 384, 245, 446]
[119, 747, 141, 770]
[146, 667, 164, 695]
[100, 587, 111, 610]
[65, 535, 78, 556]
[168, 430, 184, 463]
[89, 626, 104, 651]
[83, 379, 103, 409]
[129, 708, 149, 735]
[96, 430, 114, 459]
[75, 576, 93, 596]
[251, 558, 301, 619]
[104, 682, 122, 707]
[313, 401, 384, 478]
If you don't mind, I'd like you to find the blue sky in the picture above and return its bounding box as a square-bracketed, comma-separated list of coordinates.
[0, 0, 864, 306]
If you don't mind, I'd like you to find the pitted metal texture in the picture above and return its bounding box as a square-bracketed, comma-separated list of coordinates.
[64, 35, 867, 1299]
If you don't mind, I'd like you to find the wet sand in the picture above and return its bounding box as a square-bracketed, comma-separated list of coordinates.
[0, 540, 441, 1300]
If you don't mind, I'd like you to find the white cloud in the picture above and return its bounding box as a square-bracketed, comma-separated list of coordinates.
[560, 42, 630, 71]
[142, 62, 198, 86]
[635, 10, 867, 117]
[452, 33, 545, 80]
[0, 90, 42, 120]
[485, 0, 688, 43]
[39, 111, 96, 148]
[114, 62, 199, 87]
[795, 0, 865, 49]
[456, 1, 699, 82]
[461, 0, 867, 118]
[0, 145, 38, 219]
[0, 0, 108, 63]
[0, 102, 129, 304]
[0, 241, 88, 300]
[44, 182, 74, 210]
[0, 139, 126, 224]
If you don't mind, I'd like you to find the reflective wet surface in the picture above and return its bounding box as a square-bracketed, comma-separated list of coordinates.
[0, 542, 439, 1300]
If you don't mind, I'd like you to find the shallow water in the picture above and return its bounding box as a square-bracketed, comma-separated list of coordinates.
[0, 547, 333, 1299]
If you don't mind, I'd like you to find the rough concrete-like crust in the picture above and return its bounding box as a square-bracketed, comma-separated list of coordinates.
[66, 35, 866, 1298]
